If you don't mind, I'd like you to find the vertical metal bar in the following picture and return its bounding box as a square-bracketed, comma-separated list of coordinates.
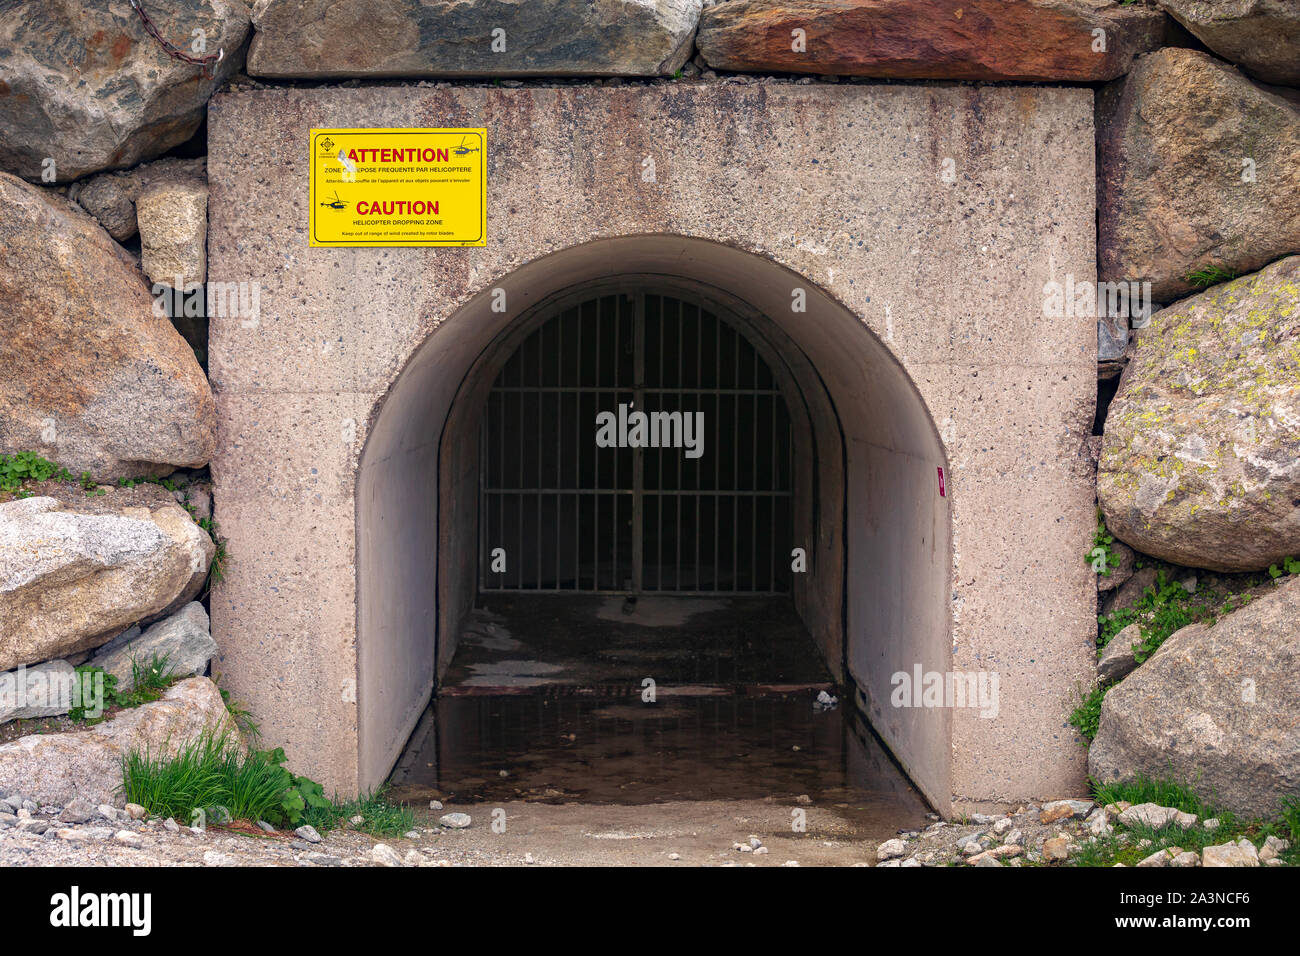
[574, 306, 582, 590]
[657, 295, 664, 591]
[593, 299, 601, 590]
[631, 292, 644, 595]
[676, 296, 683, 590]
[770, 388, 777, 592]
[537, 321, 543, 589]
[752, 342, 758, 592]
[479, 413, 486, 591]
[612, 295, 620, 591]
[713, 312, 720, 591]
[500, 355, 506, 589]
[556, 309, 563, 589]
[733, 323, 739, 592]
[516, 381, 523, 590]
[695, 306, 701, 592]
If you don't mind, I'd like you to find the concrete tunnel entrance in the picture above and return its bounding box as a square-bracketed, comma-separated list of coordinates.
[355, 236, 953, 812]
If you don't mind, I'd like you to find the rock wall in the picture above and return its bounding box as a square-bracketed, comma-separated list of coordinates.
[0, 0, 1296, 819]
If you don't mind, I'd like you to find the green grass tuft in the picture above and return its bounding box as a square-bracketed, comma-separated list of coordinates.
[1092, 773, 1212, 817]
[301, 788, 416, 838]
[122, 731, 415, 836]
[122, 731, 286, 827]
[1185, 264, 1239, 288]
[1068, 684, 1106, 742]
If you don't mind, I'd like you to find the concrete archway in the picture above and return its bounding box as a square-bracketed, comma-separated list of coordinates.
[356, 235, 952, 810]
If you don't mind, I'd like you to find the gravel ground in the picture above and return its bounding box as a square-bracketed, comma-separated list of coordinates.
[0, 798, 917, 867]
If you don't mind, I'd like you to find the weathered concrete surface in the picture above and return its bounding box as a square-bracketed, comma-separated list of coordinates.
[247, 0, 700, 77]
[0, 0, 249, 182]
[1098, 48, 1300, 300]
[207, 83, 1097, 809]
[1099, 256, 1300, 571]
[0, 173, 217, 481]
[697, 0, 1165, 80]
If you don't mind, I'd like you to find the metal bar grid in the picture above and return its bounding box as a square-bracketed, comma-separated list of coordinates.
[480, 290, 792, 595]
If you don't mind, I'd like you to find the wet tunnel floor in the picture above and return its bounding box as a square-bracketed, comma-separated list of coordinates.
[388, 596, 931, 840]
[438, 594, 839, 692]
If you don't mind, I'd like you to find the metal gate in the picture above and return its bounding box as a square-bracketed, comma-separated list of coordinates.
[479, 289, 793, 595]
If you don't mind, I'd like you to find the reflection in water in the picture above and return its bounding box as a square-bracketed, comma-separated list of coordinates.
[388, 693, 932, 834]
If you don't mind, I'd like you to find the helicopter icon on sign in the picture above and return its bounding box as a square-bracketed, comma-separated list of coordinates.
[319, 190, 347, 210]
[453, 136, 481, 156]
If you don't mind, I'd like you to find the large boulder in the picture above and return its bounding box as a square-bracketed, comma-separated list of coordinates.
[696, 0, 1164, 80]
[0, 172, 216, 481]
[1098, 256, 1300, 571]
[0, 677, 236, 806]
[0, 494, 214, 672]
[246, 0, 700, 77]
[1157, 1, 1300, 86]
[0, 1, 250, 182]
[1098, 48, 1300, 300]
[1089, 575, 1300, 819]
[88, 603, 217, 693]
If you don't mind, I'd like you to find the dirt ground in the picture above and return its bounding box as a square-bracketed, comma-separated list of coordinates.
[1, 799, 913, 867]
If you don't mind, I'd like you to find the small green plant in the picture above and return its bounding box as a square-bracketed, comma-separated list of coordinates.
[1086, 514, 1121, 577]
[1097, 570, 1214, 663]
[1280, 795, 1300, 844]
[0, 451, 73, 494]
[117, 475, 181, 491]
[252, 747, 334, 826]
[78, 470, 106, 495]
[67, 666, 117, 723]
[214, 673, 261, 742]
[1068, 684, 1106, 741]
[1268, 556, 1300, 579]
[302, 787, 417, 838]
[196, 516, 228, 587]
[66, 654, 178, 723]
[1185, 264, 1238, 288]
[673, 68, 683, 79]
[113, 652, 177, 709]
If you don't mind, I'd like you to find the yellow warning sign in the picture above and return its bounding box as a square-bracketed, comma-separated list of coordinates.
[309, 128, 485, 246]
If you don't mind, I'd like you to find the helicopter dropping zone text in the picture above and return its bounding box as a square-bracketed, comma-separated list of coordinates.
[309, 128, 486, 247]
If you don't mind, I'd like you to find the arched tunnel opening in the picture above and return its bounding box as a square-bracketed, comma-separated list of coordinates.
[357, 238, 952, 818]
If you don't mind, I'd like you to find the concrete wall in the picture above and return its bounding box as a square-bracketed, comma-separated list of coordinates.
[207, 82, 1098, 812]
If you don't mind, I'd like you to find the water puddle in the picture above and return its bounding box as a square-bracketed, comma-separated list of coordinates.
[388, 693, 932, 834]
